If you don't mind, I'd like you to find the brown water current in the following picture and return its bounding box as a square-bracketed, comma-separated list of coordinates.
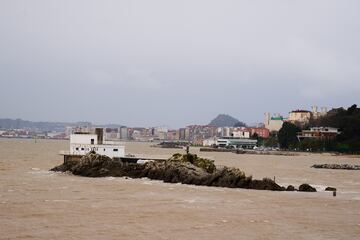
[1, 139, 360, 239]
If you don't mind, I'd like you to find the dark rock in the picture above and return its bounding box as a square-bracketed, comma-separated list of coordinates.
[51, 153, 296, 192]
[299, 183, 317, 192]
[286, 185, 295, 191]
[325, 187, 337, 192]
[248, 178, 284, 191]
[312, 164, 360, 170]
[169, 153, 216, 173]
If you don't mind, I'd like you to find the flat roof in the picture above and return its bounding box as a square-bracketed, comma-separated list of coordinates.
[290, 110, 311, 113]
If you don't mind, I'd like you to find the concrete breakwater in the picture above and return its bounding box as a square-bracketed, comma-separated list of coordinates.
[200, 147, 299, 156]
[51, 152, 317, 192]
[312, 164, 360, 170]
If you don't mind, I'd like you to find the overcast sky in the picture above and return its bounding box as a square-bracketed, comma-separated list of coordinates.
[0, 0, 359, 128]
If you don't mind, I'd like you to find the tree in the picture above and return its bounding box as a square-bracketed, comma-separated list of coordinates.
[251, 133, 259, 139]
[309, 104, 360, 153]
[263, 131, 278, 148]
[278, 122, 301, 149]
[251, 133, 264, 146]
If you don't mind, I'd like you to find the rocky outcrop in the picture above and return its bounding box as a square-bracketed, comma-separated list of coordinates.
[299, 184, 317, 192]
[168, 153, 216, 173]
[325, 187, 337, 192]
[312, 164, 360, 170]
[286, 185, 296, 191]
[51, 153, 317, 192]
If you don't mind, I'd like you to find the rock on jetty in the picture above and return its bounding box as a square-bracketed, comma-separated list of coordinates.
[325, 187, 337, 192]
[299, 184, 317, 192]
[51, 152, 316, 192]
[312, 164, 360, 170]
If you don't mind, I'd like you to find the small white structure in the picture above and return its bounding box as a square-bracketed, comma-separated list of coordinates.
[69, 129, 125, 158]
[264, 113, 285, 132]
[216, 137, 257, 149]
[311, 106, 328, 119]
[232, 130, 250, 138]
[203, 137, 217, 146]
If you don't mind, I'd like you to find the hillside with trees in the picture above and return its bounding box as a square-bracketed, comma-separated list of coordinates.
[309, 104, 360, 152]
[278, 104, 360, 153]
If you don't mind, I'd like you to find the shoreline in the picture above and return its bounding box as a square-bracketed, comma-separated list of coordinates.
[2, 137, 359, 158]
[199, 147, 360, 157]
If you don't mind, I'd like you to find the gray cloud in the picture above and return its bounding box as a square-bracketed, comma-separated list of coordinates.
[0, 0, 359, 128]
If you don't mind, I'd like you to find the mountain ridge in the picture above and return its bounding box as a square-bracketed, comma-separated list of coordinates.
[0, 118, 124, 132]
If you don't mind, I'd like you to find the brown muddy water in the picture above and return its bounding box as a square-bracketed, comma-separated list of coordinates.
[1, 139, 360, 240]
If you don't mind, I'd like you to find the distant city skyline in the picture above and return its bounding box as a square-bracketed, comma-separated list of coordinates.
[1, 1, 359, 128]
[0, 106, 349, 130]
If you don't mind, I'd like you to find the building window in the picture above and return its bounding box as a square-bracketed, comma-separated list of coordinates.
[76, 147, 79, 150]
[113, 149, 118, 152]
[81, 148, 84, 150]
[104, 149, 106, 151]
[91, 139, 94, 144]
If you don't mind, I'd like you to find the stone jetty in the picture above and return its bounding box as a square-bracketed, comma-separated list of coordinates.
[312, 164, 360, 170]
[51, 152, 317, 192]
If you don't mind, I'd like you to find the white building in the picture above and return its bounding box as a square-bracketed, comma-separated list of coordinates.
[232, 129, 250, 138]
[104, 128, 120, 140]
[69, 129, 125, 158]
[288, 110, 312, 125]
[120, 127, 128, 140]
[216, 137, 257, 149]
[203, 137, 217, 146]
[311, 106, 328, 119]
[65, 126, 73, 138]
[264, 113, 284, 132]
[297, 127, 340, 141]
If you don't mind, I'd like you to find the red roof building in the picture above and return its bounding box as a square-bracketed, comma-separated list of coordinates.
[246, 127, 270, 139]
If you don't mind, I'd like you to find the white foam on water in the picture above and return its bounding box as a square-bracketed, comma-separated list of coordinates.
[44, 199, 71, 203]
[52, 200, 70, 202]
[312, 185, 329, 192]
[279, 182, 328, 191]
[28, 170, 56, 177]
